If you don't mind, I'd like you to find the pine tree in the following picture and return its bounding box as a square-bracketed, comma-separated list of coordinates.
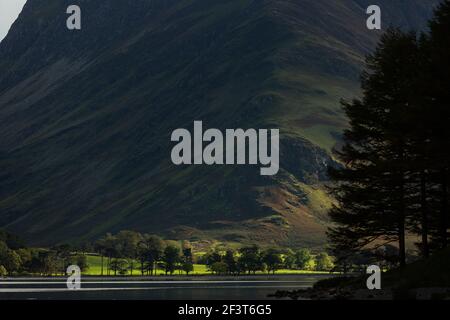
[426, 0, 450, 249]
[327, 2, 450, 269]
[328, 29, 421, 267]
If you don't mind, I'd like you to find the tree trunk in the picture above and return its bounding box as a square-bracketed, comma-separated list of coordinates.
[398, 171, 406, 268]
[101, 255, 104, 276]
[420, 171, 429, 257]
[441, 168, 448, 248]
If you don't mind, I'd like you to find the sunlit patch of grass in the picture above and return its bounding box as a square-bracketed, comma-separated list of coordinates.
[81, 255, 331, 276]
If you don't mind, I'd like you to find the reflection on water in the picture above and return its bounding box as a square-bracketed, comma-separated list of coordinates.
[0, 275, 331, 300]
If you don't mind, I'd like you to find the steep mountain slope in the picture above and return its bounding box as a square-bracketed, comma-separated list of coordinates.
[0, 0, 439, 246]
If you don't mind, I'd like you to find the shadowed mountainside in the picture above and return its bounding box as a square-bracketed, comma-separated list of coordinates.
[0, 0, 439, 246]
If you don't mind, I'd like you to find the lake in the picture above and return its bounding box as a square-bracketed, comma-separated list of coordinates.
[0, 275, 332, 300]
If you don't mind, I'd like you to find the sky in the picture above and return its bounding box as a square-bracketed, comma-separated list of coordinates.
[0, 0, 27, 42]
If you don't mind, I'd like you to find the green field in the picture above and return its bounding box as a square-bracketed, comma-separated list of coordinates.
[83, 255, 331, 276]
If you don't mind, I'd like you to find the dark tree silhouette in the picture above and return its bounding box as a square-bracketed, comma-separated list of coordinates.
[328, 1, 450, 267]
[425, 0, 450, 249]
[328, 29, 421, 267]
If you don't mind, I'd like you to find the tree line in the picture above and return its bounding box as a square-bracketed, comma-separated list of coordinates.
[0, 230, 87, 276]
[94, 231, 190, 276]
[93, 231, 335, 276]
[199, 247, 334, 275]
[1, 228, 335, 277]
[328, 1, 450, 268]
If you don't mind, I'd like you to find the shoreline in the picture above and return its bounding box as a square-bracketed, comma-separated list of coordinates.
[1, 273, 337, 281]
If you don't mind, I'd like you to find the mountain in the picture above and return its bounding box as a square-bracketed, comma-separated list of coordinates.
[0, 0, 439, 247]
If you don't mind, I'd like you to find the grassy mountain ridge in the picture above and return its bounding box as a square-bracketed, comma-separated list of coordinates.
[0, 0, 440, 246]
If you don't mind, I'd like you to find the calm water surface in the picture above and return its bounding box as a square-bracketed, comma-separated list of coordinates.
[0, 275, 332, 300]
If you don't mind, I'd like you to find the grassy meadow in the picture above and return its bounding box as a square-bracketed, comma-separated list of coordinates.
[83, 255, 330, 276]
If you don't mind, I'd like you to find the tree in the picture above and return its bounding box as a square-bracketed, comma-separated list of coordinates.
[283, 249, 296, 270]
[295, 249, 312, 270]
[182, 247, 193, 263]
[38, 251, 59, 276]
[182, 261, 194, 275]
[69, 254, 89, 272]
[97, 233, 118, 276]
[109, 258, 128, 276]
[1, 250, 22, 275]
[0, 241, 22, 275]
[16, 248, 32, 272]
[94, 237, 108, 276]
[163, 245, 180, 275]
[425, 1, 450, 249]
[137, 234, 164, 275]
[315, 252, 334, 271]
[223, 250, 237, 275]
[53, 244, 72, 275]
[262, 249, 282, 274]
[0, 241, 8, 261]
[181, 244, 194, 275]
[210, 262, 228, 275]
[327, 29, 422, 267]
[115, 230, 142, 276]
[238, 245, 263, 274]
[204, 250, 222, 269]
[0, 265, 7, 277]
[326, 2, 450, 270]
